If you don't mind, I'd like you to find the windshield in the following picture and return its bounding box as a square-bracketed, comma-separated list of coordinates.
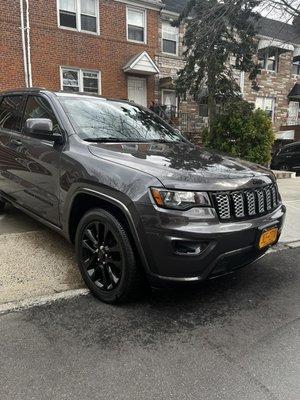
[58, 96, 184, 143]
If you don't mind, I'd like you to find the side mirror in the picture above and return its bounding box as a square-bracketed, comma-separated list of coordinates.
[24, 118, 63, 144]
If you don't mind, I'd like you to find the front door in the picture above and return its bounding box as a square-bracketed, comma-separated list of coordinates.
[0, 95, 24, 195]
[127, 77, 147, 107]
[8, 94, 63, 226]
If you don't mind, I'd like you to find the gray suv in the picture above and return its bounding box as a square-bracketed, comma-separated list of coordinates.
[0, 88, 286, 303]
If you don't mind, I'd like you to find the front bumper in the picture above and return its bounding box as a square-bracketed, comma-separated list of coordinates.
[137, 203, 286, 285]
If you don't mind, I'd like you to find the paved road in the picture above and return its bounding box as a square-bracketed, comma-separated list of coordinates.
[1, 248, 299, 400]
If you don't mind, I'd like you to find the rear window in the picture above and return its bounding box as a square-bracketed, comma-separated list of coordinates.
[0, 95, 23, 132]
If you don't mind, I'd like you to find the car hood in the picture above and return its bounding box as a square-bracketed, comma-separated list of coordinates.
[88, 141, 275, 190]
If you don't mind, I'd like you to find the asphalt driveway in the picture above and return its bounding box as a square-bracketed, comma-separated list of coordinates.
[0, 247, 299, 400]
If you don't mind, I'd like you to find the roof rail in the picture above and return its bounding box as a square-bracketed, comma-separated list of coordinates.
[0, 87, 47, 94]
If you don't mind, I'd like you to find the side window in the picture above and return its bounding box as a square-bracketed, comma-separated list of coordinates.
[23, 96, 61, 134]
[0, 95, 23, 132]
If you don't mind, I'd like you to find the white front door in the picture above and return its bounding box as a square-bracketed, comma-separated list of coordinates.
[127, 77, 147, 107]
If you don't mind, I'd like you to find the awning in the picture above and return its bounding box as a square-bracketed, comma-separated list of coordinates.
[288, 83, 300, 99]
[159, 77, 174, 89]
[123, 51, 160, 75]
[258, 38, 294, 52]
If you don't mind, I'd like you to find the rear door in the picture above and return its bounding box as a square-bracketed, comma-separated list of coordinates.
[8, 94, 63, 225]
[0, 94, 24, 195]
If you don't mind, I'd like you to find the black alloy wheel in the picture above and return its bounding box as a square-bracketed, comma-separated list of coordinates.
[75, 208, 142, 304]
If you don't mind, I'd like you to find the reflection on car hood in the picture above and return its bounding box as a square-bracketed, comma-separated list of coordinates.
[88, 141, 274, 190]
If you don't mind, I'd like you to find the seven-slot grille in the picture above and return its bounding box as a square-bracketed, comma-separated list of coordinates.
[212, 184, 280, 221]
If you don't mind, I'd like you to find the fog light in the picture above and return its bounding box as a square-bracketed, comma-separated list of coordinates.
[173, 240, 207, 256]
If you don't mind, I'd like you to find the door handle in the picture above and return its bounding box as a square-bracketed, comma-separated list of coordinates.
[11, 139, 22, 147]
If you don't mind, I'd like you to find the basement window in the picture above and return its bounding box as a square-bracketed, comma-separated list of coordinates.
[61, 67, 101, 94]
[58, 0, 99, 34]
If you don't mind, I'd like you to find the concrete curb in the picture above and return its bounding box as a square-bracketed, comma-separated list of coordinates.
[0, 288, 89, 315]
[272, 170, 296, 179]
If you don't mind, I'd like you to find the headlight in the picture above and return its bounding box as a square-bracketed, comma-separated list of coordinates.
[150, 188, 211, 210]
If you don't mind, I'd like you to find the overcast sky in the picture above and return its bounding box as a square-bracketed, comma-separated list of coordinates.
[258, 0, 300, 23]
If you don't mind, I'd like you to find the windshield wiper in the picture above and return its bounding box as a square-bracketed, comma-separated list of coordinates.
[149, 139, 184, 143]
[84, 137, 140, 143]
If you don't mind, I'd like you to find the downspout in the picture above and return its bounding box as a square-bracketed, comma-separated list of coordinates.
[25, 0, 32, 87]
[20, 0, 28, 87]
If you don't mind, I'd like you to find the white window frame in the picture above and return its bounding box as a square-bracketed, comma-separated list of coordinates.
[255, 96, 276, 122]
[161, 21, 179, 56]
[60, 66, 102, 95]
[258, 48, 279, 73]
[57, 0, 100, 35]
[126, 6, 147, 44]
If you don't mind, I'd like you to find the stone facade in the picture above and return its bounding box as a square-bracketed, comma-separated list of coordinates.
[243, 51, 300, 134]
[155, 14, 206, 140]
[157, 5, 300, 143]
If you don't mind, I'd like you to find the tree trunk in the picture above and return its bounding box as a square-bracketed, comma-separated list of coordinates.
[207, 55, 217, 135]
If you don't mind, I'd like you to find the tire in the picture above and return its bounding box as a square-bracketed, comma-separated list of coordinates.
[75, 208, 143, 304]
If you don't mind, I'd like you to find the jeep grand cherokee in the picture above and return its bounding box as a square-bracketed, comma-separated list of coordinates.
[0, 89, 286, 303]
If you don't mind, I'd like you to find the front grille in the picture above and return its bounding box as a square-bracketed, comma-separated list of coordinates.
[212, 183, 280, 221]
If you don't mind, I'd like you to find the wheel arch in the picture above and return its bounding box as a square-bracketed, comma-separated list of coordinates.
[66, 189, 150, 273]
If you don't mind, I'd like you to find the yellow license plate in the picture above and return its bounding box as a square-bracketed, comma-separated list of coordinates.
[258, 227, 278, 249]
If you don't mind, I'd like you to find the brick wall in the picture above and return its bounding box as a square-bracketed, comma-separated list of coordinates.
[0, 1, 25, 90]
[0, 0, 160, 104]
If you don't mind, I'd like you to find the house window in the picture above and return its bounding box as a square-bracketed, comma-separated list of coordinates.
[58, 0, 99, 34]
[162, 22, 179, 55]
[127, 7, 146, 43]
[255, 96, 275, 120]
[292, 59, 300, 75]
[61, 67, 100, 94]
[258, 48, 279, 72]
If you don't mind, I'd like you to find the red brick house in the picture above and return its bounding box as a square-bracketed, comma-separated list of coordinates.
[0, 0, 162, 106]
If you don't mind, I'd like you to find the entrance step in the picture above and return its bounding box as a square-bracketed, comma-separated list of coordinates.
[272, 170, 296, 179]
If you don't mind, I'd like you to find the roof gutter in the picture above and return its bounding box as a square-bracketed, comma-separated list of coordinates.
[25, 0, 33, 87]
[19, 0, 28, 87]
